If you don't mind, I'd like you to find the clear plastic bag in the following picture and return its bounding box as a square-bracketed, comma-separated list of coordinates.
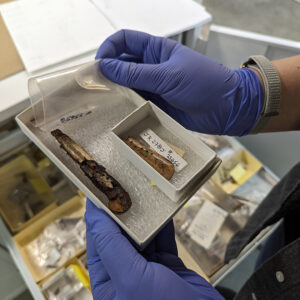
[43, 265, 92, 300]
[174, 181, 261, 276]
[25, 216, 86, 272]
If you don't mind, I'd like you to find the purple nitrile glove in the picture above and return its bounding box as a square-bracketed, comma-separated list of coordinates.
[95, 29, 264, 136]
[85, 199, 224, 300]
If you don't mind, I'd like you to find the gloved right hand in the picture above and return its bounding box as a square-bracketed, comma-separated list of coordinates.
[96, 30, 264, 136]
[86, 199, 224, 300]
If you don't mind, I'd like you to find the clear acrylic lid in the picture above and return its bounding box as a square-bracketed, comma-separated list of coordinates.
[28, 60, 129, 127]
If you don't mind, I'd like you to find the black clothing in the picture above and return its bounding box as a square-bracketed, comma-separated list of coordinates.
[224, 163, 300, 300]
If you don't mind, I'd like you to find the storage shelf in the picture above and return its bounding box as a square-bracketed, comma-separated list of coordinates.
[0, 135, 280, 299]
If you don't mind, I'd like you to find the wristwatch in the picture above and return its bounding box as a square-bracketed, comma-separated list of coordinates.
[241, 55, 281, 133]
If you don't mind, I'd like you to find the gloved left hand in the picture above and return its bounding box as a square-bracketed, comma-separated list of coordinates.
[95, 30, 264, 136]
[85, 199, 224, 300]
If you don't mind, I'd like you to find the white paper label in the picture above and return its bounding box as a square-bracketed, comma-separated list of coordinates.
[140, 129, 188, 172]
[187, 200, 228, 250]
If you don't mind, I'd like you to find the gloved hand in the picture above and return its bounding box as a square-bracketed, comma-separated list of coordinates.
[85, 199, 224, 300]
[96, 30, 264, 136]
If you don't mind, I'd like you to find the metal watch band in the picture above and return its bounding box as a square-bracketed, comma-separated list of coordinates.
[241, 55, 281, 133]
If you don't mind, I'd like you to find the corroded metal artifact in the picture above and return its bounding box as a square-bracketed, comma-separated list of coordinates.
[123, 137, 175, 180]
[51, 129, 131, 213]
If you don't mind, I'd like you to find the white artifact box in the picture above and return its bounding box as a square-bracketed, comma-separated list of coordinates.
[112, 101, 218, 202]
[16, 60, 220, 248]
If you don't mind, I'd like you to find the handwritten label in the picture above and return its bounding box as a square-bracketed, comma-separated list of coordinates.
[60, 111, 92, 124]
[140, 129, 187, 172]
[187, 200, 228, 250]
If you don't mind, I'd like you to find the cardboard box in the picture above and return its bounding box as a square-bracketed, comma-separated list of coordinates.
[78, 252, 88, 273]
[0, 155, 57, 233]
[0, 0, 24, 80]
[13, 195, 86, 282]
